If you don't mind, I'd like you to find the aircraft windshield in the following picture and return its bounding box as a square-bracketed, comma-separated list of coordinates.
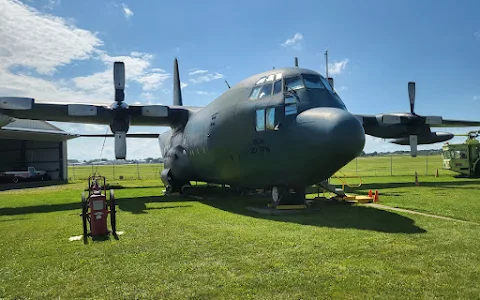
[303, 74, 326, 89]
[319, 76, 334, 93]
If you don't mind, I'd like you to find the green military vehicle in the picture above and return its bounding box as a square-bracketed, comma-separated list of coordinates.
[442, 130, 480, 177]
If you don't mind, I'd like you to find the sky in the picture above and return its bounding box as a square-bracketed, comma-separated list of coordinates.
[1, 0, 480, 160]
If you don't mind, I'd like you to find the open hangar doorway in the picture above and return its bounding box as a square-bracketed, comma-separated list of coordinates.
[0, 119, 77, 186]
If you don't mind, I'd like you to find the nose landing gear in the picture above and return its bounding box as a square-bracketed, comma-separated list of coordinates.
[271, 186, 306, 207]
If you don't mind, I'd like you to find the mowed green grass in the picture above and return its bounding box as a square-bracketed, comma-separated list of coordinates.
[1, 165, 480, 298]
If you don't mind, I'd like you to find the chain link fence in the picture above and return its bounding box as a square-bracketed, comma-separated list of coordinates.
[68, 154, 449, 181]
[337, 153, 448, 177]
[68, 163, 164, 181]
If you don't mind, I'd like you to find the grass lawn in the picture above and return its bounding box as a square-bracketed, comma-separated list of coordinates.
[1, 174, 479, 299]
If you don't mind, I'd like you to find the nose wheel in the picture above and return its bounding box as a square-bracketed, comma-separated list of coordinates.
[271, 186, 305, 206]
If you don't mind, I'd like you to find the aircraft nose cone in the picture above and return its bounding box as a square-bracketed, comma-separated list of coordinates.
[297, 107, 365, 165]
[328, 110, 365, 160]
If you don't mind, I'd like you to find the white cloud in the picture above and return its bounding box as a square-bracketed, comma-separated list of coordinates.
[0, 0, 171, 160]
[121, 3, 133, 20]
[281, 33, 304, 49]
[134, 72, 170, 91]
[0, 0, 102, 75]
[328, 59, 349, 76]
[195, 91, 213, 95]
[188, 70, 208, 76]
[180, 82, 188, 89]
[189, 71, 224, 84]
[45, 0, 60, 10]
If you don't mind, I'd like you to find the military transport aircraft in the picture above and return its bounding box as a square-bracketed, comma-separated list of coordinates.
[1, 59, 480, 205]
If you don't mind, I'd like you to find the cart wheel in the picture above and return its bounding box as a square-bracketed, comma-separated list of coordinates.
[110, 189, 116, 235]
[81, 192, 88, 244]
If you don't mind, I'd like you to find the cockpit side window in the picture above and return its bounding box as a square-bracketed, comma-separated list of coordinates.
[273, 80, 282, 95]
[303, 74, 326, 89]
[256, 76, 266, 85]
[249, 86, 262, 100]
[258, 83, 273, 99]
[285, 76, 304, 91]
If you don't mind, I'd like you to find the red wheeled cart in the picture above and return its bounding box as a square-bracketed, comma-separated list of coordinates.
[81, 175, 116, 243]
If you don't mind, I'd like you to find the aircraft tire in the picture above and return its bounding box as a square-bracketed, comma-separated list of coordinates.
[271, 186, 286, 206]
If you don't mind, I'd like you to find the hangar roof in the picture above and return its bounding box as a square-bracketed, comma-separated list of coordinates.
[0, 119, 78, 142]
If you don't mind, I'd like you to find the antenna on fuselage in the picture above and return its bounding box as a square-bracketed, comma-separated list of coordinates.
[224, 80, 230, 89]
[324, 50, 335, 90]
[324, 50, 329, 78]
[294, 57, 299, 67]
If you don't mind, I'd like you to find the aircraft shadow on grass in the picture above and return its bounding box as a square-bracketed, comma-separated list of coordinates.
[117, 187, 426, 234]
[0, 186, 426, 234]
[0, 194, 191, 216]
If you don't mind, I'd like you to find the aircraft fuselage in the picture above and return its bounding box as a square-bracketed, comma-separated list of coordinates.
[159, 67, 365, 190]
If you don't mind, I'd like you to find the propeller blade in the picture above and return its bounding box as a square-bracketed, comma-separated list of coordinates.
[114, 131, 127, 159]
[0, 97, 33, 110]
[408, 81, 415, 114]
[409, 135, 418, 157]
[114, 62, 125, 103]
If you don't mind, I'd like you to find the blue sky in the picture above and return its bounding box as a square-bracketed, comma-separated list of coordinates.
[1, 0, 480, 159]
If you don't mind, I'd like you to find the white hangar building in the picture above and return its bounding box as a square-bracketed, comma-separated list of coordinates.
[0, 119, 77, 181]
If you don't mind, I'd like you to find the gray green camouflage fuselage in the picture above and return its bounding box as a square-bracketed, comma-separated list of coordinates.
[159, 67, 365, 190]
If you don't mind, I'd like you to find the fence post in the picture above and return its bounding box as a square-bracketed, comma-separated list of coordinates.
[390, 155, 393, 176]
[425, 153, 429, 176]
[136, 161, 140, 180]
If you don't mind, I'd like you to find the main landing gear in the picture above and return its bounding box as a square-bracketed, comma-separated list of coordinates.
[271, 186, 306, 206]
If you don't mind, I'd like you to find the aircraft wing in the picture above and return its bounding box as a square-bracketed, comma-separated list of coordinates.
[0, 98, 197, 127]
[430, 119, 480, 128]
[355, 114, 480, 129]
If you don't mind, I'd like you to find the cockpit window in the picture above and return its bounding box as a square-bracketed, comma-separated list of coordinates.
[258, 83, 273, 99]
[249, 86, 262, 100]
[303, 74, 326, 89]
[319, 76, 334, 93]
[285, 76, 304, 91]
[256, 76, 266, 85]
[273, 80, 282, 94]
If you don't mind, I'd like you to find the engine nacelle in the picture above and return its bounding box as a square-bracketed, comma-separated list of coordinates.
[390, 131, 453, 145]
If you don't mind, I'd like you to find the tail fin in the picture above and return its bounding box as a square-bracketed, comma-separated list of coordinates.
[173, 58, 183, 106]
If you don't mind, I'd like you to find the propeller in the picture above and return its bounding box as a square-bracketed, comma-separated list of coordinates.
[111, 62, 128, 160]
[377, 81, 446, 157]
